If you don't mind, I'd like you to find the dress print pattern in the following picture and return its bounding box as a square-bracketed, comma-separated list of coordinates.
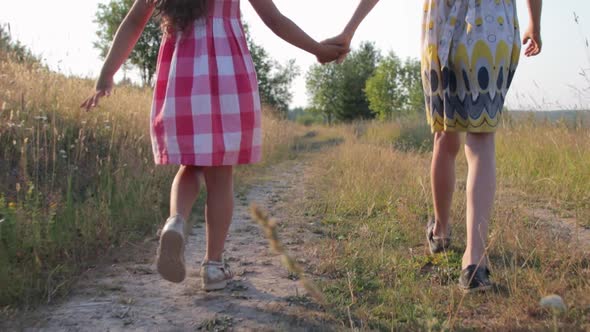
[151, 0, 262, 166]
[421, 0, 521, 132]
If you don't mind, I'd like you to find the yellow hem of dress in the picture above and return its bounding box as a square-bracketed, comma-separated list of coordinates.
[428, 113, 501, 133]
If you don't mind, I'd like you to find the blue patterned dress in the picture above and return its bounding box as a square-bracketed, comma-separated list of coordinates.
[421, 0, 521, 132]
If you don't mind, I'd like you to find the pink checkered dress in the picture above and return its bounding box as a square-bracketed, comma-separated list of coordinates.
[151, 0, 262, 166]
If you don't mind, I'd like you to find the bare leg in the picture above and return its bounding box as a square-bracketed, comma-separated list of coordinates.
[157, 165, 201, 283]
[463, 132, 496, 269]
[203, 166, 234, 262]
[170, 165, 202, 221]
[431, 132, 461, 237]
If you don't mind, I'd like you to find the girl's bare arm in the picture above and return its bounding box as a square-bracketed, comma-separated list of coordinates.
[527, 0, 542, 31]
[248, 0, 346, 63]
[321, 0, 379, 62]
[100, 0, 154, 78]
[339, 0, 380, 44]
[523, 0, 542, 56]
[82, 0, 154, 110]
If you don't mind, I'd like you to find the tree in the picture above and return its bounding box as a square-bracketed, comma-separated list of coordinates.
[337, 42, 380, 121]
[306, 42, 380, 123]
[0, 23, 39, 63]
[305, 64, 341, 124]
[403, 59, 425, 114]
[365, 52, 424, 119]
[94, 0, 161, 86]
[245, 25, 299, 116]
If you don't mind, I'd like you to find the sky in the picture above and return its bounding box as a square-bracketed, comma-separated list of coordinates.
[1, 0, 589, 111]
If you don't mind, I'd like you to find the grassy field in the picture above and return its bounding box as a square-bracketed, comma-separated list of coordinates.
[2, 50, 590, 331]
[0, 54, 303, 307]
[300, 117, 590, 330]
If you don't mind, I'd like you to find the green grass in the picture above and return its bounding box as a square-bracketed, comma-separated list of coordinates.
[2, 46, 589, 330]
[497, 121, 590, 227]
[0, 57, 171, 306]
[301, 118, 590, 330]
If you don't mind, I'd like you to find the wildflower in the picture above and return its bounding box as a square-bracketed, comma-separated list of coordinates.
[8, 202, 17, 210]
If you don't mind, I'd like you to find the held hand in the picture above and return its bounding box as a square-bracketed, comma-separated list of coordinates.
[522, 25, 542, 57]
[321, 33, 352, 64]
[315, 43, 349, 65]
[80, 75, 114, 112]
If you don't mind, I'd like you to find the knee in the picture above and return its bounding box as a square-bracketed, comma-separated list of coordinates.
[434, 132, 461, 157]
[203, 166, 233, 186]
[465, 133, 495, 152]
[179, 165, 202, 176]
[466, 132, 495, 143]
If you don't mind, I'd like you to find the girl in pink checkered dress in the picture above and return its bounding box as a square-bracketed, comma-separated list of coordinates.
[82, 0, 346, 290]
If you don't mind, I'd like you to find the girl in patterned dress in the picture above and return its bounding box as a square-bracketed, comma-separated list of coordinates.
[82, 0, 347, 290]
[323, 0, 542, 292]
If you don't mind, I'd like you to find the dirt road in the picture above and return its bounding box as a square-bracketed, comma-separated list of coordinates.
[3, 160, 334, 331]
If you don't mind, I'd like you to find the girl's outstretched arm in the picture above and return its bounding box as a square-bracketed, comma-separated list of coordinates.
[248, 0, 347, 64]
[523, 0, 542, 57]
[339, 0, 379, 46]
[82, 0, 155, 111]
[322, 0, 379, 59]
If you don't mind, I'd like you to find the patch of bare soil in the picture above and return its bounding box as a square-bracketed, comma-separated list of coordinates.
[527, 206, 590, 253]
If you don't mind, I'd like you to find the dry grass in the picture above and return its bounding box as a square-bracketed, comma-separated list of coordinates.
[0, 55, 301, 307]
[250, 204, 326, 305]
[497, 120, 590, 226]
[2, 46, 589, 330]
[301, 118, 590, 330]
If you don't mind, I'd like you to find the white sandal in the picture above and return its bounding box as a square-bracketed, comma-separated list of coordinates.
[200, 259, 233, 291]
[156, 215, 186, 283]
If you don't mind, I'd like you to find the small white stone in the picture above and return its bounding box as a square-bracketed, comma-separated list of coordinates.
[540, 295, 567, 312]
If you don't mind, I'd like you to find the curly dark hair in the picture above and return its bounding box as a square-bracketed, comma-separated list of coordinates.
[153, 0, 209, 33]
